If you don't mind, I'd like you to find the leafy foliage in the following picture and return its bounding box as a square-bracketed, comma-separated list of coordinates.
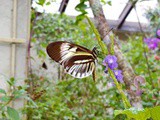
[7, 107, 20, 120]
[145, 7, 160, 36]
[0, 77, 29, 119]
[27, 1, 160, 119]
[122, 36, 159, 83]
[34, 0, 55, 6]
[115, 106, 160, 120]
[24, 73, 124, 120]
[25, 12, 126, 119]
[122, 36, 160, 108]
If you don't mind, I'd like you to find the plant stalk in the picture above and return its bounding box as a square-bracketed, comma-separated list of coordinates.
[85, 16, 131, 109]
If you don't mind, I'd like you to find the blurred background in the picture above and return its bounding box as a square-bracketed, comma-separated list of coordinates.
[0, 0, 159, 119]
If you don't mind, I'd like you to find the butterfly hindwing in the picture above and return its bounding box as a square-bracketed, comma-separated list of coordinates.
[64, 55, 96, 78]
[46, 41, 97, 78]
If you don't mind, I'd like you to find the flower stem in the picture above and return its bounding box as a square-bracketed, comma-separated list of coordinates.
[85, 15, 131, 109]
[110, 34, 115, 55]
[85, 15, 108, 55]
[108, 69, 131, 108]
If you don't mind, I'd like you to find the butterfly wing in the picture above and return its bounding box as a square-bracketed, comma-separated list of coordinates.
[46, 41, 97, 78]
[63, 54, 96, 78]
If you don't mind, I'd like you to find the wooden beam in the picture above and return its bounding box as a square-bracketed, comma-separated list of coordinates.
[117, 0, 137, 29]
[0, 38, 25, 44]
[69, 15, 148, 32]
[59, 0, 69, 13]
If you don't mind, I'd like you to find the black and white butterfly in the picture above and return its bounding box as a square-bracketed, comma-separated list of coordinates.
[46, 41, 98, 81]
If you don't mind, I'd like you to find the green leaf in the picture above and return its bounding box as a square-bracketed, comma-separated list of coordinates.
[46, 1, 51, 5]
[100, 0, 107, 4]
[148, 106, 160, 120]
[107, 1, 112, 6]
[31, 38, 36, 43]
[41, 42, 47, 48]
[36, 0, 45, 6]
[115, 108, 150, 120]
[75, 2, 87, 12]
[38, 49, 46, 58]
[75, 13, 87, 24]
[13, 89, 26, 99]
[0, 96, 10, 102]
[0, 88, 6, 94]
[7, 77, 15, 86]
[2, 111, 6, 117]
[7, 107, 20, 120]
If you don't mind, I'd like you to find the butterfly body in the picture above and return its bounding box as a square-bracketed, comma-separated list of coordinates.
[46, 41, 97, 79]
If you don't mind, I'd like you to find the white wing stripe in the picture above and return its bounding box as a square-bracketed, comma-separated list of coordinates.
[66, 61, 96, 78]
[74, 59, 93, 64]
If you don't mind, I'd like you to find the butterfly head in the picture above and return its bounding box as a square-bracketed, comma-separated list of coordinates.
[92, 47, 98, 58]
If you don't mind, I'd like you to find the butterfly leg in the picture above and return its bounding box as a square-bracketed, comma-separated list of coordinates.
[92, 68, 96, 82]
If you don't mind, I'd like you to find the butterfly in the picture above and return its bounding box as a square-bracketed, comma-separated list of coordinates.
[46, 41, 98, 81]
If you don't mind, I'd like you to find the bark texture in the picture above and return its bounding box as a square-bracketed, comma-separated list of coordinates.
[89, 0, 142, 107]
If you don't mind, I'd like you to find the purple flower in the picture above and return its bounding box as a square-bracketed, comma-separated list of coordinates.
[113, 70, 124, 83]
[144, 38, 160, 50]
[148, 42, 158, 50]
[103, 55, 118, 70]
[144, 38, 151, 45]
[156, 29, 160, 38]
[151, 38, 160, 43]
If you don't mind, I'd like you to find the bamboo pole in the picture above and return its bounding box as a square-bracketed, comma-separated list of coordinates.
[9, 0, 17, 108]
[11, 0, 17, 77]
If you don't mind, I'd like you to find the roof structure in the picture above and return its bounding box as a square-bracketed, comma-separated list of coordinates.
[116, 0, 137, 29]
[32, 0, 157, 32]
[59, 0, 69, 13]
[58, 0, 144, 31]
[59, 0, 137, 29]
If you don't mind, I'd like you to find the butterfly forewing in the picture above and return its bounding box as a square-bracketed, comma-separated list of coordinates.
[46, 41, 97, 78]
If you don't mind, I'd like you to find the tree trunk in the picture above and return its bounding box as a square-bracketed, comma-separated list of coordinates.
[89, 0, 142, 107]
